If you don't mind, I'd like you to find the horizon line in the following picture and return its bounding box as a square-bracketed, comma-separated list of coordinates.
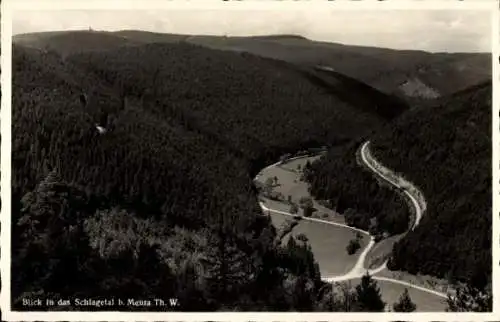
[12, 28, 492, 55]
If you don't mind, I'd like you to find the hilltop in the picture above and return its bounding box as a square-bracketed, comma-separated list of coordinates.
[14, 30, 138, 58]
[14, 30, 491, 101]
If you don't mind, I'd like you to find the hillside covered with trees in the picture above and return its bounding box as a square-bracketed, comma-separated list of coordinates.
[14, 30, 491, 102]
[11, 37, 408, 311]
[303, 142, 411, 238]
[373, 82, 492, 289]
[304, 81, 492, 292]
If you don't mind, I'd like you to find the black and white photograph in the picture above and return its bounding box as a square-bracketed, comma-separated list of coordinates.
[1, 0, 498, 320]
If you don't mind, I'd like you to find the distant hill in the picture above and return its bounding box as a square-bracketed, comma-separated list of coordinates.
[11, 36, 406, 311]
[14, 30, 491, 101]
[14, 30, 139, 58]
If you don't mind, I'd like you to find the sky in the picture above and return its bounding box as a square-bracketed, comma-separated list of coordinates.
[11, 7, 492, 53]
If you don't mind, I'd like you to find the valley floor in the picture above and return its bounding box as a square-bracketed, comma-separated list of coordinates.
[255, 144, 450, 312]
[270, 208, 369, 277]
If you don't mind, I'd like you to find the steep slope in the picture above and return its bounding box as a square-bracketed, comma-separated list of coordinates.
[14, 30, 491, 101]
[65, 41, 406, 161]
[305, 81, 491, 289]
[372, 82, 492, 288]
[11, 39, 405, 311]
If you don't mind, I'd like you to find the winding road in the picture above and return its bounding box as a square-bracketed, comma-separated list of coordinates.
[256, 141, 447, 299]
[360, 141, 425, 230]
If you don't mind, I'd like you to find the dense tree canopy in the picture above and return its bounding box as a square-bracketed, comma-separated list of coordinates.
[305, 81, 491, 290]
[303, 143, 411, 236]
[374, 82, 492, 288]
[11, 41, 404, 311]
[12, 33, 490, 310]
[14, 30, 491, 103]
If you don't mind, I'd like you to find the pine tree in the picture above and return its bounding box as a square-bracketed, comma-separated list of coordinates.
[18, 169, 67, 247]
[392, 288, 416, 312]
[13, 169, 95, 302]
[354, 272, 386, 311]
[202, 226, 251, 307]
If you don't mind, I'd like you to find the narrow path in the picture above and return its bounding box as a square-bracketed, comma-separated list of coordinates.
[259, 202, 370, 236]
[371, 276, 447, 299]
[255, 141, 448, 299]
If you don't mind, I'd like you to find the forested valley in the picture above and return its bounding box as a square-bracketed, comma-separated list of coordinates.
[304, 81, 492, 295]
[11, 39, 409, 311]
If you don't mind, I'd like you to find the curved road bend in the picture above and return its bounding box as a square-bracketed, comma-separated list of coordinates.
[360, 141, 422, 230]
[256, 141, 447, 298]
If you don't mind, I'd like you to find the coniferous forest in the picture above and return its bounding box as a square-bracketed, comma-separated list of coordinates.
[11, 39, 407, 311]
[375, 83, 492, 288]
[305, 82, 492, 290]
[10, 30, 492, 312]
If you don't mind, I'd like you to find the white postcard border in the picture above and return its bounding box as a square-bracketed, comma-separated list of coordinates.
[1, 0, 498, 321]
